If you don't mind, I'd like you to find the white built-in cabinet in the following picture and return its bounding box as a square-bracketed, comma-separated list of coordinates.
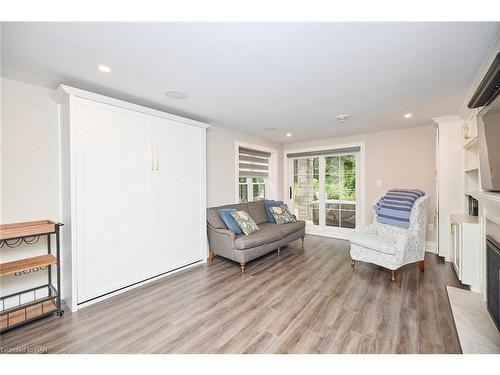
[56, 85, 208, 311]
[434, 113, 482, 292]
[434, 116, 464, 260]
[450, 214, 480, 291]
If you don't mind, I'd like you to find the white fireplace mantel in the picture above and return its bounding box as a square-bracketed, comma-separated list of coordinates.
[469, 190, 500, 301]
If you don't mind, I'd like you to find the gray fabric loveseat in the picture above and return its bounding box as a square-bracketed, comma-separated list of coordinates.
[206, 200, 306, 272]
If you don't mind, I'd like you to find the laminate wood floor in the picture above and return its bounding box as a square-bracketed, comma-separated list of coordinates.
[0, 235, 465, 354]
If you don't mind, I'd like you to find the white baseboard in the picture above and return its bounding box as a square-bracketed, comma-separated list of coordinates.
[305, 226, 353, 241]
[72, 260, 204, 312]
[425, 241, 437, 253]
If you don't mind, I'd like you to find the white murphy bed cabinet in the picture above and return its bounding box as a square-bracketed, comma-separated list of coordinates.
[55, 85, 208, 311]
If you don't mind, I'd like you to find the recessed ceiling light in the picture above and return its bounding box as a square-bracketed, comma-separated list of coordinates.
[286, 133, 292, 137]
[97, 65, 111, 73]
[165, 90, 188, 99]
[336, 114, 349, 123]
[404, 113, 413, 118]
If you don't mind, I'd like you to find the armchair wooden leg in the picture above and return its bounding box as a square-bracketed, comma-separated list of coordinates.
[277, 247, 281, 255]
[351, 260, 356, 268]
[301, 237, 305, 250]
[208, 251, 215, 262]
[419, 260, 425, 272]
[391, 270, 396, 282]
[240, 262, 246, 273]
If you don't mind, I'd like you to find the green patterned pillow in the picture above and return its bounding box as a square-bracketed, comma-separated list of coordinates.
[230, 210, 260, 235]
[269, 204, 297, 224]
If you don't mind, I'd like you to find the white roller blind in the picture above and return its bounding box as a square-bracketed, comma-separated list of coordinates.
[239, 147, 271, 178]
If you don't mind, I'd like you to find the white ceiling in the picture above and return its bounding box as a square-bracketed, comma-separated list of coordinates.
[2, 22, 499, 143]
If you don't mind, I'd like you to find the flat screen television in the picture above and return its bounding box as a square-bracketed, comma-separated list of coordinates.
[477, 95, 500, 191]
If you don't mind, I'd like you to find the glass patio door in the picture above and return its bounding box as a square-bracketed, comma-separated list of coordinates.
[324, 154, 356, 229]
[289, 150, 359, 237]
[292, 157, 320, 225]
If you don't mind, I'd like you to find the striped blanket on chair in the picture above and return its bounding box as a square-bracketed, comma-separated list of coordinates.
[374, 188, 425, 229]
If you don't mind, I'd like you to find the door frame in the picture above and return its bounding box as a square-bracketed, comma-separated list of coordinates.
[283, 142, 366, 240]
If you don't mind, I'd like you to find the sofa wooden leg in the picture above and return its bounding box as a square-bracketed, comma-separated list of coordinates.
[240, 262, 246, 273]
[301, 237, 305, 250]
[208, 251, 215, 262]
[277, 247, 281, 256]
[419, 260, 425, 272]
[391, 270, 396, 282]
[351, 260, 356, 268]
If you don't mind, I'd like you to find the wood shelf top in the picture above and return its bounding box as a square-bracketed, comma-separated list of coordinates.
[0, 254, 57, 277]
[0, 220, 57, 241]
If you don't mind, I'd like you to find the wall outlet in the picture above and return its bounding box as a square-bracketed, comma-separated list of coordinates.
[376, 179, 382, 187]
[428, 224, 435, 232]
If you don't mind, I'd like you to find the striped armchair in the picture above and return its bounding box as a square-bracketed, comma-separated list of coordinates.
[349, 196, 429, 281]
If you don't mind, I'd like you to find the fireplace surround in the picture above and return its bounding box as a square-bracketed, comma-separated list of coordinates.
[486, 236, 500, 330]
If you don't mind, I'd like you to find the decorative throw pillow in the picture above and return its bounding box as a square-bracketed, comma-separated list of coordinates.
[218, 208, 243, 234]
[230, 210, 260, 235]
[269, 204, 297, 224]
[264, 199, 284, 223]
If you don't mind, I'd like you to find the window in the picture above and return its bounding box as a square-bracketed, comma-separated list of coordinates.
[239, 177, 266, 203]
[239, 177, 249, 202]
[238, 146, 271, 203]
[252, 177, 266, 201]
[287, 145, 361, 232]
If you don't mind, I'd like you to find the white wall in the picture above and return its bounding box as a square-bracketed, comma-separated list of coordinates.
[284, 126, 437, 244]
[0, 78, 284, 297]
[206, 126, 283, 207]
[1, 78, 60, 295]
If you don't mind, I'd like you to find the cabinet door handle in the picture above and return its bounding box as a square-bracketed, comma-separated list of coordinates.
[155, 144, 159, 171]
[151, 144, 155, 171]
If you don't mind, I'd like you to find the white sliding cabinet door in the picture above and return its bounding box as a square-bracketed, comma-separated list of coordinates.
[153, 118, 206, 273]
[76, 99, 153, 303]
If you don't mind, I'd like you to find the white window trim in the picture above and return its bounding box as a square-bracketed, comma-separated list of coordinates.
[235, 141, 278, 203]
[283, 142, 366, 240]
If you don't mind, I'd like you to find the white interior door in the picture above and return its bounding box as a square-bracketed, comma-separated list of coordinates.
[76, 99, 153, 303]
[154, 118, 206, 273]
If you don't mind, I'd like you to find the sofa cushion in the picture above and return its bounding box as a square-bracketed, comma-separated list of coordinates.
[218, 208, 243, 234]
[264, 200, 284, 223]
[207, 203, 248, 229]
[231, 210, 260, 235]
[247, 200, 269, 225]
[350, 223, 406, 255]
[269, 204, 296, 224]
[234, 223, 283, 249]
[279, 220, 306, 237]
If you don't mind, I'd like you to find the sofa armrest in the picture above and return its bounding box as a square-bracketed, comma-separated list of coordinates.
[207, 225, 236, 258]
[208, 225, 236, 241]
